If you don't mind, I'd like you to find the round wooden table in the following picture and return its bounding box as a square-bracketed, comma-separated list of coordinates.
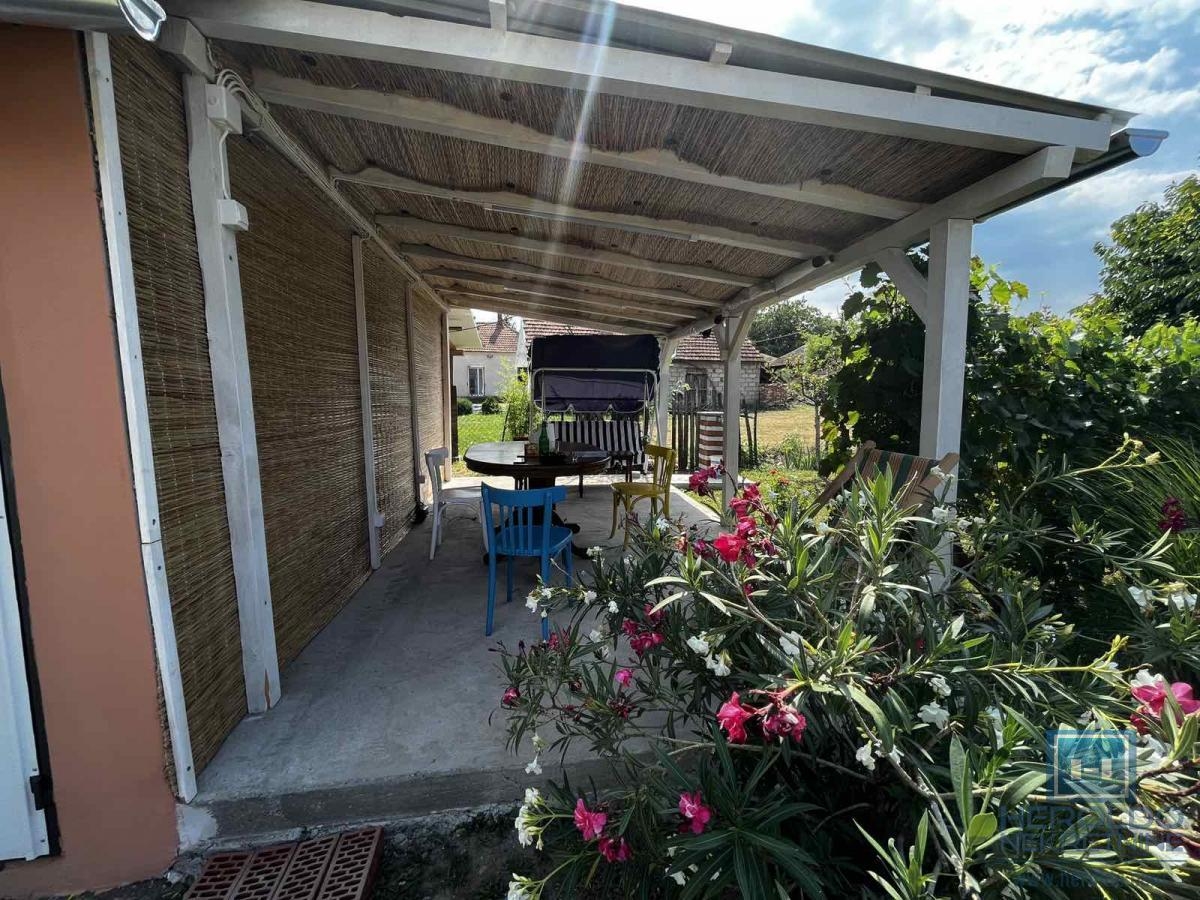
[463, 441, 611, 490]
[464, 441, 611, 558]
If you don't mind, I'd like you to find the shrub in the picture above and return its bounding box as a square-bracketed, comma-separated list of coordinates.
[501, 446, 1199, 898]
[481, 395, 503, 415]
[457, 396, 474, 416]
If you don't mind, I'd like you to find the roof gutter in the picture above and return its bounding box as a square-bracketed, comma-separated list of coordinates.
[979, 128, 1169, 221]
[0, 0, 165, 39]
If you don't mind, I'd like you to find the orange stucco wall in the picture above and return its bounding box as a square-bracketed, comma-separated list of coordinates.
[0, 26, 178, 896]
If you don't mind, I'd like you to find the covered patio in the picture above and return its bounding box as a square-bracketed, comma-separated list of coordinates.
[186, 476, 718, 844]
[64, 0, 1163, 858]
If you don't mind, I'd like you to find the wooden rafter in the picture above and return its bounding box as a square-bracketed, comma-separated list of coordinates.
[376, 216, 756, 286]
[402, 246, 724, 307]
[335, 166, 830, 258]
[445, 294, 668, 335]
[252, 69, 922, 220]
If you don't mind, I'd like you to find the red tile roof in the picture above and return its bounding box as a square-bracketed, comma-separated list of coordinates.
[522, 320, 762, 362]
[467, 319, 519, 353]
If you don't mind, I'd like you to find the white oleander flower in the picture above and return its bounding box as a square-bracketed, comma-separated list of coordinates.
[918, 701, 950, 729]
[507, 875, 537, 899]
[586, 546, 602, 558]
[1129, 586, 1155, 610]
[588, 628, 602, 644]
[525, 593, 540, 612]
[816, 521, 831, 536]
[1166, 588, 1198, 611]
[930, 465, 948, 483]
[1149, 842, 1191, 868]
[668, 870, 687, 886]
[971, 516, 985, 526]
[654, 516, 670, 531]
[524, 755, 542, 775]
[931, 506, 952, 524]
[779, 631, 802, 658]
[686, 635, 711, 656]
[540, 587, 553, 599]
[607, 600, 619, 614]
[532, 733, 546, 751]
[855, 742, 877, 771]
[928, 674, 952, 699]
[582, 590, 597, 603]
[1130, 670, 1162, 690]
[705, 651, 731, 677]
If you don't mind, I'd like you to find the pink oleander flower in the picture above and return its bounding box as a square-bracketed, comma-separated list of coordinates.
[621, 618, 640, 637]
[629, 629, 664, 656]
[574, 798, 607, 841]
[644, 602, 665, 628]
[608, 696, 635, 719]
[713, 532, 748, 563]
[501, 686, 520, 707]
[1131, 673, 1200, 732]
[735, 517, 757, 539]
[743, 483, 761, 502]
[678, 791, 713, 835]
[614, 668, 634, 687]
[1160, 496, 1189, 533]
[729, 496, 754, 519]
[598, 835, 632, 862]
[717, 691, 754, 743]
[762, 705, 808, 743]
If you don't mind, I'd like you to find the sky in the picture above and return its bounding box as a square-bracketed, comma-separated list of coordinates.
[617, 0, 1200, 318]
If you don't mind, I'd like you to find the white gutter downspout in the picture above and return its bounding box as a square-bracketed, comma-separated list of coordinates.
[85, 31, 197, 801]
[0, 0, 165, 39]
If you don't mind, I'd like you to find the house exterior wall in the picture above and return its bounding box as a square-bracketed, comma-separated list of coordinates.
[0, 26, 176, 896]
[453, 351, 516, 399]
[667, 361, 761, 404]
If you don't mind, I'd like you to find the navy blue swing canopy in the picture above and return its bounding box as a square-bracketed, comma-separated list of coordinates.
[529, 334, 660, 414]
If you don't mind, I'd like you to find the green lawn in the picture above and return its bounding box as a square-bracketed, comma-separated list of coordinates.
[453, 411, 506, 476]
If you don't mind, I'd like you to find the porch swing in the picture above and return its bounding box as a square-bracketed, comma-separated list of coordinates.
[528, 334, 661, 493]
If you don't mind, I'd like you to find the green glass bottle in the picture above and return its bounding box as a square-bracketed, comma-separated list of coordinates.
[538, 420, 550, 456]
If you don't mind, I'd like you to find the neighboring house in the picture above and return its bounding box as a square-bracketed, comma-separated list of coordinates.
[452, 318, 522, 399]
[522, 321, 765, 405]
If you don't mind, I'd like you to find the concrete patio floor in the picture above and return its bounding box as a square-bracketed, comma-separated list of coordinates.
[183, 474, 717, 846]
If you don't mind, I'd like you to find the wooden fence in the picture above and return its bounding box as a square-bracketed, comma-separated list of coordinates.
[669, 392, 759, 472]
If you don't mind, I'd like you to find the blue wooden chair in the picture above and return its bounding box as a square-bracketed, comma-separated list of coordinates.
[480, 484, 574, 638]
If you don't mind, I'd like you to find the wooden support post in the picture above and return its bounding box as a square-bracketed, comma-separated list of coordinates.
[441, 311, 453, 482]
[353, 236, 382, 569]
[656, 336, 677, 446]
[184, 74, 280, 713]
[719, 315, 752, 497]
[919, 218, 973, 497]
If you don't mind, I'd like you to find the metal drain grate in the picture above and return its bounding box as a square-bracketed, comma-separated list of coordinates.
[186, 829, 383, 900]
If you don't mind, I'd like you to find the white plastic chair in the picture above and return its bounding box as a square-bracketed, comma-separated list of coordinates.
[425, 448, 488, 560]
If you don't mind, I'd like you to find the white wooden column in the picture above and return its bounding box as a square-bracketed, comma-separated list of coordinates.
[919, 218, 973, 506]
[353, 236, 383, 569]
[87, 33, 197, 798]
[441, 311, 453, 480]
[403, 284, 425, 500]
[184, 75, 280, 713]
[719, 315, 753, 497]
[655, 336, 677, 446]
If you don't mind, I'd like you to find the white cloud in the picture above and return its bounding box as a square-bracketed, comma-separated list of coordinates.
[1037, 167, 1193, 238]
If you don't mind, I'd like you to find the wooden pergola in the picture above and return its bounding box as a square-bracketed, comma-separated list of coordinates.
[151, 0, 1166, 495]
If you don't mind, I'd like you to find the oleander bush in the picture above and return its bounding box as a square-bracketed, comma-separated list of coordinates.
[500, 442, 1200, 899]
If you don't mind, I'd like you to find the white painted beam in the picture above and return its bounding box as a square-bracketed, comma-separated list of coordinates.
[709, 41, 733, 66]
[184, 74, 281, 715]
[252, 70, 919, 220]
[442, 286, 686, 328]
[656, 336, 678, 444]
[875, 248, 929, 323]
[919, 219, 972, 472]
[335, 166, 829, 258]
[422, 270, 701, 319]
[668, 144, 1075, 340]
[400, 245, 724, 307]
[174, 0, 1114, 154]
[719, 314, 753, 495]
[488, 0, 506, 32]
[377, 216, 757, 286]
[85, 32, 198, 802]
[445, 295, 662, 335]
[352, 236, 382, 570]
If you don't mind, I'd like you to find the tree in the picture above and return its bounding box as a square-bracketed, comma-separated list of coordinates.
[781, 330, 842, 459]
[1089, 174, 1200, 331]
[749, 297, 835, 358]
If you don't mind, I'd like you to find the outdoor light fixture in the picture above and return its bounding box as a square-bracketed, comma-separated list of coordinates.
[480, 203, 699, 242]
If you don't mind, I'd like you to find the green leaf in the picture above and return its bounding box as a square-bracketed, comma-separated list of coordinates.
[1000, 770, 1047, 806]
[949, 737, 973, 823]
[966, 812, 997, 848]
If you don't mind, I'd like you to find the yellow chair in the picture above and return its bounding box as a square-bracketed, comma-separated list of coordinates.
[609, 444, 676, 547]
